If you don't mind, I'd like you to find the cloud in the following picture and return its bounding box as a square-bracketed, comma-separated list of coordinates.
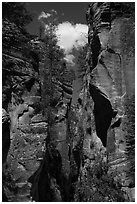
[38, 11, 51, 20]
[56, 22, 88, 65]
[56, 22, 88, 52]
[38, 16, 88, 65]
[38, 10, 58, 21]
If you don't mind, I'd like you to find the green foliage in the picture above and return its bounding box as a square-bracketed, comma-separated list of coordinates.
[42, 34, 65, 78]
[74, 155, 125, 202]
[40, 21, 74, 116]
[41, 34, 65, 114]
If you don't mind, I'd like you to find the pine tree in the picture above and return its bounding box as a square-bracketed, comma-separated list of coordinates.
[77, 44, 88, 87]
[40, 16, 74, 117]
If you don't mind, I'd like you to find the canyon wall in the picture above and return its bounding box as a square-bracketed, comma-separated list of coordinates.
[74, 3, 135, 202]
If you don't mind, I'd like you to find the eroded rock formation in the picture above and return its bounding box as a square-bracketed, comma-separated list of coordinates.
[74, 2, 135, 202]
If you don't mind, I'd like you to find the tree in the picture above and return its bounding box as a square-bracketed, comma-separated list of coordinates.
[77, 44, 88, 84]
[41, 30, 65, 116]
[40, 16, 74, 117]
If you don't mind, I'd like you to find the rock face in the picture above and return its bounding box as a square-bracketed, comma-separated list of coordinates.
[71, 2, 135, 202]
[74, 2, 135, 202]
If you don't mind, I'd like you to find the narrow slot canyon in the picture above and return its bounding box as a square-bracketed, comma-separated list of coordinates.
[2, 2, 135, 202]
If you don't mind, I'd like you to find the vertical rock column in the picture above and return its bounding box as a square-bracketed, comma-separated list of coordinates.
[77, 3, 109, 177]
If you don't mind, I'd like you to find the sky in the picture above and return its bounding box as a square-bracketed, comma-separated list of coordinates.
[26, 2, 89, 35]
[26, 2, 89, 53]
[26, 2, 90, 104]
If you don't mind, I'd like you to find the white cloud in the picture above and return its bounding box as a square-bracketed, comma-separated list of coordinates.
[38, 11, 51, 20]
[38, 10, 58, 22]
[38, 17, 88, 65]
[56, 22, 88, 52]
